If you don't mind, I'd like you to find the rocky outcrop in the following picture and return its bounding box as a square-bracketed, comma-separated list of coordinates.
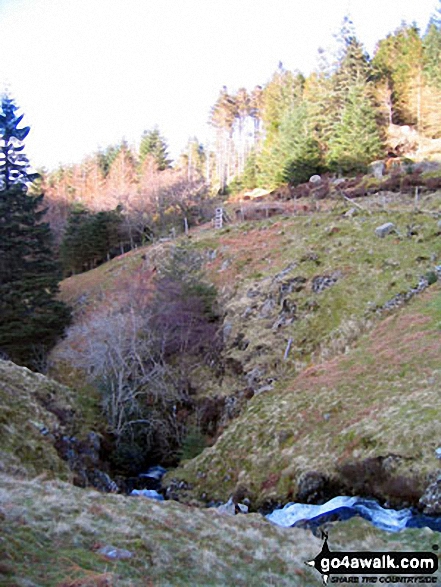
[419, 474, 441, 515]
[0, 359, 118, 493]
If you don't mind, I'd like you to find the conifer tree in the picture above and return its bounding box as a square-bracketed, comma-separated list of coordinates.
[327, 83, 383, 173]
[139, 128, 171, 170]
[423, 2, 441, 86]
[0, 95, 71, 368]
[279, 103, 323, 184]
[257, 102, 322, 187]
[373, 24, 424, 126]
[60, 205, 124, 275]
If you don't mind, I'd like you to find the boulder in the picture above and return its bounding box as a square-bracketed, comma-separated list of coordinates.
[131, 489, 164, 501]
[369, 160, 385, 179]
[216, 496, 249, 515]
[279, 276, 307, 297]
[259, 298, 276, 318]
[296, 471, 331, 504]
[419, 474, 441, 515]
[312, 274, 339, 294]
[96, 545, 133, 560]
[375, 222, 396, 238]
[309, 175, 322, 184]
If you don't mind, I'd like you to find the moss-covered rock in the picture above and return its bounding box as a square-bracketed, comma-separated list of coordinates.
[0, 359, 104, 484]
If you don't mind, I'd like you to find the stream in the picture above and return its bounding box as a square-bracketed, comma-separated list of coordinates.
[266, 495, 441, 533]
[130, 467, 441, 533]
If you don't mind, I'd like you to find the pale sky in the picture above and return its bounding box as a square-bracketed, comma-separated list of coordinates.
[0, 0, 438, 171]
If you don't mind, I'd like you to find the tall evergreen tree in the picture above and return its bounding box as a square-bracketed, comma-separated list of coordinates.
[423, 20, 441, 88]
[97, 143, 123, 177]
[60, 206, 124, 275]
[0, 95, 71, 368]
[139, 127, 171, 170]
[279, 103, 323, 184]
[420, 5, 441, 137]
[326, 83, 384, 173]
[373, 24, 424, 126]
[257, 101, 322, 187]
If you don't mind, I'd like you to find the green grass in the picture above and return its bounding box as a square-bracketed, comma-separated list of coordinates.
[169, 283, 441, 507]
[3, 194, 441, 584]
[1, 472, 440, 586]
[50, 198, 441, 507]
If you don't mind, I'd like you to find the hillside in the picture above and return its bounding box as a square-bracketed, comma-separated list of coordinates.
[170, 281, 441, 508]
[52, 190, 441, 507]
[2, 189, 441, 583]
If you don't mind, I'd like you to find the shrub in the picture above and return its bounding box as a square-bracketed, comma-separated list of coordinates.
[179, 426, 207, 461]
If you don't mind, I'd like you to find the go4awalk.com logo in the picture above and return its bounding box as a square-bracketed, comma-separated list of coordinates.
[305, 532, 439, 585]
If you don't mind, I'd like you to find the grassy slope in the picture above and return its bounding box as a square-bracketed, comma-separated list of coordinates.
[165, 195, 441, 503]
[171, 284, 441, 505]
[54, 193, 441, 506]
[1, 472, 440, 586]
[2, 193, 441, 584]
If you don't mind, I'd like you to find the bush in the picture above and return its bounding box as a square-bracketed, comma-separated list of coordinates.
[60, 243, 222, 471]
[179, 426, 207, 461]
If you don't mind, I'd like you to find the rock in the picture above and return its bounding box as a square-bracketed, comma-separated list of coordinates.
[87, 470, 119, 493]
[419, 474, 441, 515]
[255, 385, 274, 395]
[219, 259, 231, 271]
[279, 276, 307, 297]
[222, 321, 233, 340]
[369, 160, 385, 179]
[378, 275, 430, 313]
[311, 183, 329, 200]
[311, 274, 339, 294]
[274, 263, 297, 281]
[309, 174, 322, 184]
[296, 471, 331, 504]
[138, 465, 167, 489]
[413, 160, 441, 174]
[242, 306, 253, 319]
[272, 313, 295, 329]
[300, 252, 320, 264]
[281, 298, 297, 315]
[247, 287, 262, 298]
[53, 432, 119, 493]
[96, 545, 133, 560]
[246, 367, 264, 389]
[233, 332, 249, 350]
[216, 498, 236, 515]
[216, 496, 249, 515]
[375, 222, 396, 238]
[343, 207, 357, 218]
[259, 298, 276, 318]
[131, 489, 164, 501]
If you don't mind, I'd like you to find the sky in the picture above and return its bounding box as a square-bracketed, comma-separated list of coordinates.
[0, 0, 438, 171]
